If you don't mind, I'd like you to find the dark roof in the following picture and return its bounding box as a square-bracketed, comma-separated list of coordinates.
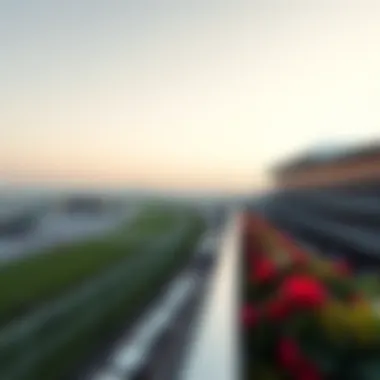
[273, 141, 380, 176]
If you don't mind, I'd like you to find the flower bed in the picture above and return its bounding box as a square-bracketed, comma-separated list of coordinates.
[242, 213, 380, 380]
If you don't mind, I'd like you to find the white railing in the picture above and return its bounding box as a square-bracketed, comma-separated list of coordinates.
[179, 211, 239, 380]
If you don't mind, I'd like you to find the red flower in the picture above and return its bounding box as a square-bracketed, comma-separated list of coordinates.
[241, 304, 259, 328]
[251, 258, 277, 284]
[281, 275, 327, 309]
[266, 299, 289, 321]
[277, 337, 302, 369]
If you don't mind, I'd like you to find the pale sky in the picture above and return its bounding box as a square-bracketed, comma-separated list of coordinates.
[1, 0, 380, 192]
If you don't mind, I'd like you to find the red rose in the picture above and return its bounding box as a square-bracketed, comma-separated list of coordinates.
[241, 304, 259, 328]
[267, 299, 289, 321]
[251, 258, 277, 284]
[277, 337, 302, 369]
[281, 275, 327, 309]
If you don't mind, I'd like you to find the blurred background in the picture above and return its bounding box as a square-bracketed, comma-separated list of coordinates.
[2, 0, 380, 379]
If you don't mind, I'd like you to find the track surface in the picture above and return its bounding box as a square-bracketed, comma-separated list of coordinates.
[0, 207, 140, 264]
[79, 229, 219, 380]
[134, 264, 211, 380]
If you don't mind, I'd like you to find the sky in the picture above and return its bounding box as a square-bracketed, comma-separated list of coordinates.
[1, 0, 380, 192]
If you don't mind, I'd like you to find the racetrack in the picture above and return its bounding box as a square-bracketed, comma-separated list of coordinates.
[0, 206, 203, 380]
[84, 227, 220, 380]
[0, 205, 141, 265]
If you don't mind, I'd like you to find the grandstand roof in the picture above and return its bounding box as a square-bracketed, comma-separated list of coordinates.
[273, 141, 380, 176]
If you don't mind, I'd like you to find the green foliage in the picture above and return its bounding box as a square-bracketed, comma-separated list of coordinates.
[242, 212, 380, 380]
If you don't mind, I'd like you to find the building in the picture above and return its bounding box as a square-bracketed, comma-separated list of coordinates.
[273, 142, 380, 191]
[258, 141, 380, 270]
[59, 195, 107, 215]
[0, 206, 40, 238]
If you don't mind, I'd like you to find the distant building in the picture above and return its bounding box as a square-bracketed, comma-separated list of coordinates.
[273, 142, 380, 191]
[261, 141, 380, 270]
[0, 208, 38, 238]
[60, 195, 106, 215]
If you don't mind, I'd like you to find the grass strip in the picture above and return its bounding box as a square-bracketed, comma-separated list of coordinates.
[5, 211, 204, 380]
[0, 207, 178, 326]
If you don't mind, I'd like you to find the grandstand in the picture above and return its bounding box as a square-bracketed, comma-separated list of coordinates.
[256, 141, 380, 270]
